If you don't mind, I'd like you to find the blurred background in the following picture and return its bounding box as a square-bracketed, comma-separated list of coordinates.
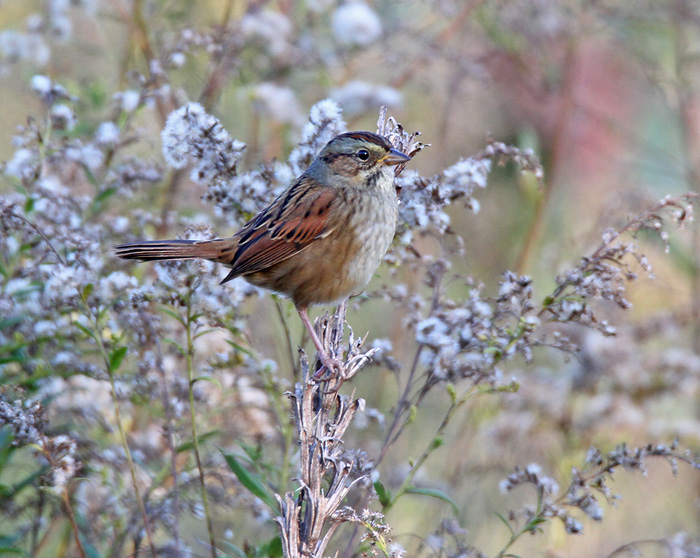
[2, 1, 700, 557]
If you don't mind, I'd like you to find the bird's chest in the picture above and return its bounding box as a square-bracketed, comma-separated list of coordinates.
[342, 192, 399, 284]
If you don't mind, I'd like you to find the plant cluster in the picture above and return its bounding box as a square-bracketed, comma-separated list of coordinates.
[2, 2, 700, 558]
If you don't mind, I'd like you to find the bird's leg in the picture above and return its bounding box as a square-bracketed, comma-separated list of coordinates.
[296, 306, 343, 378]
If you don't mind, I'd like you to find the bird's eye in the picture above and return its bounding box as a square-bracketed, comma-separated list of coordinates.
[357, 149, 370, 161]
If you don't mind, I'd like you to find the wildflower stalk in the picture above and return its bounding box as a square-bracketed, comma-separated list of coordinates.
[257, 357, 295, 493]
[382, 399, 461, 512]
[142, 312, 181, 554]
[377, 267, 446, 465]
[85, 308, 157, 557]
[384, 377, 503, 512]
[496, 443, 700, 553]
[493, 487, 546, 558]
[38, 434, 86, 558]
[61, 487, 86, 558]
[183, 296, 217, 558]
[274, 298, 300, 378]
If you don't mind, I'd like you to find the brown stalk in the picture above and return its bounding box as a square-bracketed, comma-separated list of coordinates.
[276, 302, 377, 558]
[672, 14, 700, 353]
[515, 40, 579, 275]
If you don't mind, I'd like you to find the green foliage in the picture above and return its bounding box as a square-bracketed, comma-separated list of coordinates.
[221, 449, 278, 512]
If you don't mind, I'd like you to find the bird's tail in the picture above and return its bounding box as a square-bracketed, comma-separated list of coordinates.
[114, 239, 235, 264]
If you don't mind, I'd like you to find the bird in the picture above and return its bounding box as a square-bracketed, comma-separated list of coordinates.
[114, 131, 411, 374]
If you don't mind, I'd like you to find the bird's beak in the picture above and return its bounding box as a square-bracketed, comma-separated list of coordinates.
[381, 148, 412, 166]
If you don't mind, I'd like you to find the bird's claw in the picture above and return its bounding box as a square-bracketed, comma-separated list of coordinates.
[311, 354, 344, 381]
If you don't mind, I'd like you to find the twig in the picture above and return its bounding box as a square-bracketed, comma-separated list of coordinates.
[141, 310, 181, 554]
[274, 298, 299, 379]
[9, 209, 65, 266]
[183, 295, 217, 558]
[87, 310, 158, 557]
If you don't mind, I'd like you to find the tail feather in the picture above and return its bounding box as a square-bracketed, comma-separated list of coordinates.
[114, 239, 235, 263]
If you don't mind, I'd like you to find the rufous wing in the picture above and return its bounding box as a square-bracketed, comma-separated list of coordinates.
[220, 178, 340, 283]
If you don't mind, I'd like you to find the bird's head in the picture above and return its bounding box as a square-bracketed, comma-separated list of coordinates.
[313, 131, 411, 187]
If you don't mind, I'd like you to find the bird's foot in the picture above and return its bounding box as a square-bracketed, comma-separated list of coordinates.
[311, 352, 344, 381]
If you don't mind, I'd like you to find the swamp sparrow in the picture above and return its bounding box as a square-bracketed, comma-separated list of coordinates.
[115, 131, 411, 373]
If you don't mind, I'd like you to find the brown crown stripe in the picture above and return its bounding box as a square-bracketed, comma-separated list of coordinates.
[337, 131, 392, 149]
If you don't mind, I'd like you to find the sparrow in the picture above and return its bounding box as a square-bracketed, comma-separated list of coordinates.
[115, 131, 411, 373]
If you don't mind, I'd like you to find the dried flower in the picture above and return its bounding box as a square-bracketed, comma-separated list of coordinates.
[333, 2, 383, 46]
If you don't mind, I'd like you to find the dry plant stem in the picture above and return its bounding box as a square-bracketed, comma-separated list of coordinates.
[8, 209, 65, 266]
[114, 0, 181, 235]
[541, 193, 700, 316]
[184, 300, 217, 558]
[497, 445, 700, 557]
[494, 489, 546, 558]
[198, 32, 241, 110]
[61, 487, 86, 558]
[389, 0, 482, 89]
[157, 169, 186, 237]
[515, 41, 579, 275]
[383, 376, 489, 512]
[39, 434, 86, 558]
[277, 302, 375, 558]
[673, 23, 700, 353]
[220, 0, 235, 23]
[142, 312, 181, 553]
[376, 345, 424, 466]
[30, 487, 46, 555]
[87, 311, 157, 557]
[277, 378, 364, 558]
[605, 538, 675, 557]
[377, 267, 445, 464]
[256, 351, 295, 493]
[274, 298, 300, 378]
[117, 0, 173, 122]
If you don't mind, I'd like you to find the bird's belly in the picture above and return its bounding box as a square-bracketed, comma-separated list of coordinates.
[244, 198, 397, 308]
